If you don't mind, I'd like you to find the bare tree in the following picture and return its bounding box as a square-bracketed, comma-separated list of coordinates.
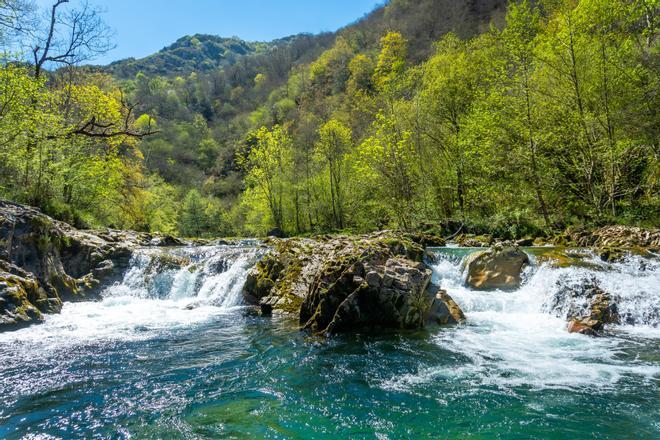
[27, 0, 114, 77]
[0, 0, 34, 42]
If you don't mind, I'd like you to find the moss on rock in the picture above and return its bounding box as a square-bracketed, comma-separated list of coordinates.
[243, 231, 465, 335]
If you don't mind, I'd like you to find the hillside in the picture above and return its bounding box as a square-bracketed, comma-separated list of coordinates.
[113, 0, 511, 230]
[106, 0, 508, 79]
[105, 34, 265, 78]
[2, 0, 655, 238]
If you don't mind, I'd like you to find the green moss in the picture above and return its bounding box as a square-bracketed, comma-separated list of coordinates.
[532, 247, 598, 269]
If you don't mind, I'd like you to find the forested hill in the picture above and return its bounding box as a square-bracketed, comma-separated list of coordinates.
[104, 33, 341, 79]
[1, 0, 656, 239]
[105, 35, 265, 78]
[106, 0, 508, 78]
[106, 0, 511, 235]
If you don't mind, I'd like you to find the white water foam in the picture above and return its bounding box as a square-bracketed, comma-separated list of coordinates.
[383, 250, 660, 392]
[0, 245, 263, 348]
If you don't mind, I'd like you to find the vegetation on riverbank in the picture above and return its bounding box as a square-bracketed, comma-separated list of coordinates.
[0, 0, 657, 238]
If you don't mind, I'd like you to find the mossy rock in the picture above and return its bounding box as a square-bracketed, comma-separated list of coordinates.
[244, 231, 461, 335]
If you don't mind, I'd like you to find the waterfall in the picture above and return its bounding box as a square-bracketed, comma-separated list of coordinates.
[398, 248, 660, 391]
[429, 248, 660, 328]
[0, 243, 265, 347]
[109, 244, 264, 308]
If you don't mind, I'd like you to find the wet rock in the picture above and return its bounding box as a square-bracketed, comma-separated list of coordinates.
[426, 285, 465, 325]
[567, 317, 600, 336]
[548, 276, 619, 336]
[465, 243, 530, 290]
[0, 200, 190, 332]
[242, 232, 463, 335]
[0, 260, 52, 330]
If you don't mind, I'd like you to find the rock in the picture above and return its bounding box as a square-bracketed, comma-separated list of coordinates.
[427, 285, 465, 325]
[465, 244, 530, 290]
[567, 318, 600, 336]
[456, 234, 492, 248]
[92, 260, 115, 278]
[534, 248, 599, 269]
[365, 271, 381, 287]
[0, 200, 186, 332]
[267, 228, 286, 238]
[242, 232, 464, 335]
[532, 237, 547, 246]
[548, 276, 619, 336]
[557, 225, 660, 249]
[515, 237, 534, 247]
[148, 234, 185, 247]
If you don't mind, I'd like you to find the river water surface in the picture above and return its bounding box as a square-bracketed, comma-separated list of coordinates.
[0, 245, 658, 438]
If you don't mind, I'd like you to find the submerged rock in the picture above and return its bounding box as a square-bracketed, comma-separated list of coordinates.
[547, 276, 620, 336]
[243, 232, 464, 335]
[465, 243, 530, 291]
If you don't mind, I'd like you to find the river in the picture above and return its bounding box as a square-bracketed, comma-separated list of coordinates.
[0, 244, 658, 438]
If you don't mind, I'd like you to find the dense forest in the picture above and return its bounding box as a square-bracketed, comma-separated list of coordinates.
[0, 0, 657, 238]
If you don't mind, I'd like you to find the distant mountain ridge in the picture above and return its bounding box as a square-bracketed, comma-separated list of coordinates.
[106, 34, 266, 78]
[104, 0, 507, 79]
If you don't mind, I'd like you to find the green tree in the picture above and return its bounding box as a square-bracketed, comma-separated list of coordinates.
[239, 125, 294, 232]
[179, 189, 208, 237]
[315, 119, 352, 229]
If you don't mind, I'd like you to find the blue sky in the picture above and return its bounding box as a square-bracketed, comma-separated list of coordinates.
[35, 0, 384, 65]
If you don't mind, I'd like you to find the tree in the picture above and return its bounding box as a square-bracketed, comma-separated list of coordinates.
[500, 0, 551, 226]
[315, 119, 352, 229]
[0, 0, 32, 43]
[417, 34, 481, 219]
[179, 189, 208, 237]
[373, 31, 408, 97]
[355, 112, 418, 229]
[27, 0, 113, 78]
[239, 125, 293, 232]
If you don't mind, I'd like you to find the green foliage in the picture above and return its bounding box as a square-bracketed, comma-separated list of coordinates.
[106, 35, 261, 78]
[2, 0, 657, 239]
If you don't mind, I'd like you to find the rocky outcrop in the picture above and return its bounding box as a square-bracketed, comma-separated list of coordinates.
[455, 234, 493, 248]
[243, 232, 464, 335]
[554, 225, 660, 261]
[0, 200, 185, 331]
[545, 276, 619, 336]
[465, 243, 530, 290]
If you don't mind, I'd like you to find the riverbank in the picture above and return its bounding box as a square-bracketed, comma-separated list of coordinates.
[2, 200, 659, 332]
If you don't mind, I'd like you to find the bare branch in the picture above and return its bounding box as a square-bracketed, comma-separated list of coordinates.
[31, 0, 115, 77]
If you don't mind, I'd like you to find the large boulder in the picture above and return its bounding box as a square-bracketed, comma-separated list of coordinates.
[243, 232, 464, 335]
[465, 243, 530, 290]
[0, 200, 183, 331]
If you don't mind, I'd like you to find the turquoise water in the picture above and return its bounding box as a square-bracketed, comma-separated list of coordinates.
[0, 246, 658, 439]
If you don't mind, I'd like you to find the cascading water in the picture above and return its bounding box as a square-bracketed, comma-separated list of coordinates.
[0, 245, 658, 438]
[0, 244, 265, 347]
[391, 248, 660, 391]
